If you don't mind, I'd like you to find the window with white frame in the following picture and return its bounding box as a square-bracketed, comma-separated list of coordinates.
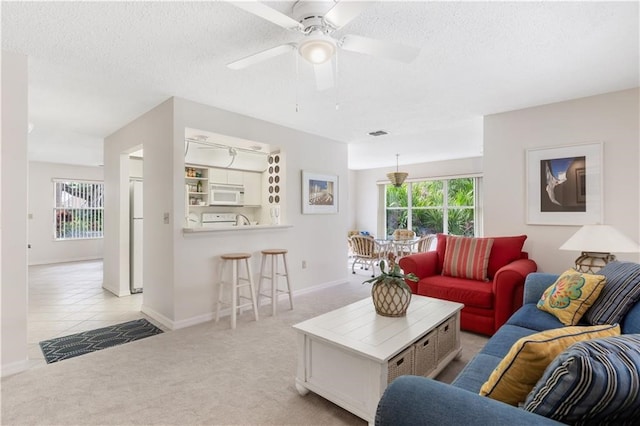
[54, 180, 104, 240]
[384, 177, 481, 238]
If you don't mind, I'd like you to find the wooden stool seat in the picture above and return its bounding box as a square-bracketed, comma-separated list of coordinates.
[258, 248, 293, 316]
[221, 253, 252, 260]
[215, 252, 259, 329]
[261, 249, 288, 255]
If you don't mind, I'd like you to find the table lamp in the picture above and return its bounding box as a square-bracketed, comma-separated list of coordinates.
[559, 224, 640, 273]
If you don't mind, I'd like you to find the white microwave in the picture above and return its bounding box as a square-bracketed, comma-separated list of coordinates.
[209, 184, 244, 205]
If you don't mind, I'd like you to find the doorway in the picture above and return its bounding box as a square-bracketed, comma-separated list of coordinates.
[27, 260, 143, 370]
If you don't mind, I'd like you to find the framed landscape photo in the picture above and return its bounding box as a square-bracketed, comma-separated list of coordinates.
[302, 171, 338, 214]
[526, 142, 603, 225]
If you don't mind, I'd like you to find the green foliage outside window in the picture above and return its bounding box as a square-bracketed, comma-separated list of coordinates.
[447, 178, 475, 236]
[54, 181, 104, 240]
[386, 185, 408, 208]
[385, 177, 476, 237]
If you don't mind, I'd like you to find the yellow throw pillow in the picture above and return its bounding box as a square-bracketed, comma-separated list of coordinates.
[537, 269, 606, 326]
[479, 324, 620, 406]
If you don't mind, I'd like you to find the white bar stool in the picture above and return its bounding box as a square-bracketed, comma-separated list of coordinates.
[257, 249, 293, 316]
[215, 252, 259, 329]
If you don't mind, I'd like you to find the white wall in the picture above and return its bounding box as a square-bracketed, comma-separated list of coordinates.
[352, 157, 483, 237]
[484, 88, 640, 272]
[28, 161, 104, 265]
[1, 51, 29, 376]
[104, 98, 173, 301]
[348, 169, 358, 231]
[171, 98, 349, 325]
[104, 97, 349, 328]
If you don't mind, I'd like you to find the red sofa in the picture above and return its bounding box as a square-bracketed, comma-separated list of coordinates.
[398, 234, 537, 336]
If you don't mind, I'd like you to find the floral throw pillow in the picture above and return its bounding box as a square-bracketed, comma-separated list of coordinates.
[537, 269, 606, 326]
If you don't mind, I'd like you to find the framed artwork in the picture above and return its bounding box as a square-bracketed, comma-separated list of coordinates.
[301, 171, 338, 214]
[526, 142, 603, 225]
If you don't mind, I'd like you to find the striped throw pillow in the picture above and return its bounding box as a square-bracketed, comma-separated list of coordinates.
[442, 236, 494, 281]
[584, 261, 640, 325]
[479, 324, 620, 406]
[524, 334, 640, 424]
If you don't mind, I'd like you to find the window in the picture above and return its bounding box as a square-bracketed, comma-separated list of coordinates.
[54, 180, 104, 240]
[385, 177, 480, 237]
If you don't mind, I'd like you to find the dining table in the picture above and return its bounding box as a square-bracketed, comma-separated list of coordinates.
[375, 237, 420, 258]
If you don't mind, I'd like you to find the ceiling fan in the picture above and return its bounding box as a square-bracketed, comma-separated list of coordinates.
[226, 0, 420, 90]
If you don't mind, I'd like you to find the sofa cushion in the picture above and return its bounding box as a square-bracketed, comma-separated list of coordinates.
[584, 261, 640, 326]
[486, 235, 528, 278]
[537, 269, 606, 326]
[442, 235, 494, 281]
[524, 334, 640, 424]
[451, 353, 503, 393]
[419, 275, 493, 309]
[436, 233, 527, 278]
[506, 304, 566, 332]
[479, 324, 540, 359]
[479, 324, 620, 406]
[623, 301, 640, 334]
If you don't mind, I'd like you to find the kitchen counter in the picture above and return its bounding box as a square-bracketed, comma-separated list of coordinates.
[182, 224, 292, 233]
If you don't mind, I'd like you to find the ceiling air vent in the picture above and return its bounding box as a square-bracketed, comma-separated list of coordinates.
[368, 130, 388, 137]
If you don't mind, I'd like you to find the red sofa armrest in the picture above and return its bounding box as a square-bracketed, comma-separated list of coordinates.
[492, 258, 538, 331]
[398, 252, 439, 293]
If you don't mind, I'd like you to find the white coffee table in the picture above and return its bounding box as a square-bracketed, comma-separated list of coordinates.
[293, 295, 463, 424]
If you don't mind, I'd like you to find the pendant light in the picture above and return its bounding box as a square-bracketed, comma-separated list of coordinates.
[387, 154, 408, 187]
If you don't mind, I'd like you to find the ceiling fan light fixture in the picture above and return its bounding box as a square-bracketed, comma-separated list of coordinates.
[298, 33, 336, 64]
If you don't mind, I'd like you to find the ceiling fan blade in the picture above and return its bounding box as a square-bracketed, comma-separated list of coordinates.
[314, 61, 334, 91]
[227, 44, 296, 70]
[324, 1, 373, 30]
[229, 1, 303, 31]
[340, 34, 419, 63]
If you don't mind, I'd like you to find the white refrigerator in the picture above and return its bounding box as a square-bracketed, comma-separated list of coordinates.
[130, 180, 143, 293]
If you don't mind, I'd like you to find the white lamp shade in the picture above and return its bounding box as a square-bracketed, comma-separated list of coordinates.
[560, 224, 640, 253]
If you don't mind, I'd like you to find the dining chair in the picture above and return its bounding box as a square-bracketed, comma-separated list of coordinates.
[392, 229, 416, 241]
[349, 235, 384, 277]
[392, 229, 417, 257]
[415, 234, 436, 253]
[347, 230, 359, 259]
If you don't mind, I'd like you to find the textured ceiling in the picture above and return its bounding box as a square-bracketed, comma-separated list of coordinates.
[2, 1, 638, 169]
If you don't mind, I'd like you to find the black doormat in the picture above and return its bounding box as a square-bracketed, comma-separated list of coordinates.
[39, 318, 163, 364]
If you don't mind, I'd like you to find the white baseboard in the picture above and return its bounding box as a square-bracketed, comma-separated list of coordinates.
[140, 305, 176, 330]
[102, 286, 130, 297]
[291, 279, 349, 297]
[1, 359, 29, 378]
[158, 278, 351, 330]
[172, 312, 215, 330]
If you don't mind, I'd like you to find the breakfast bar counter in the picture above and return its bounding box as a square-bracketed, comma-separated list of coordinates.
[182, 224, 293, 233]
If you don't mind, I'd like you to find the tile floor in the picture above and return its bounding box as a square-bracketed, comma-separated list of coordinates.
[28, 259, 143, 370]
[28, 258, 369, 371]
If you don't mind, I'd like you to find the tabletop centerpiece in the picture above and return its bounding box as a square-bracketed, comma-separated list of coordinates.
[364, 253, 418, 317]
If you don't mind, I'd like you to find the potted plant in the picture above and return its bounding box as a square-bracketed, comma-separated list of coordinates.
[364, 253, 418, 317]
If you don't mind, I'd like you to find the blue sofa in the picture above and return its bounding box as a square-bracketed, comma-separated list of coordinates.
[375, 270, 640, 425]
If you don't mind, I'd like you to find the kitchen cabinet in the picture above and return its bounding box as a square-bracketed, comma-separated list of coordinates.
[185, 166, 208, 207]
[228, 170, 243, 185]
[243, 171, 262, 206]
[209, 167, 262, 206]
[185, 166, 209, 228]
[209, 168, 243, 185]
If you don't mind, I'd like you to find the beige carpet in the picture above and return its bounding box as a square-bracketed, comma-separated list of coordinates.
[1, 275, 487, 425]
